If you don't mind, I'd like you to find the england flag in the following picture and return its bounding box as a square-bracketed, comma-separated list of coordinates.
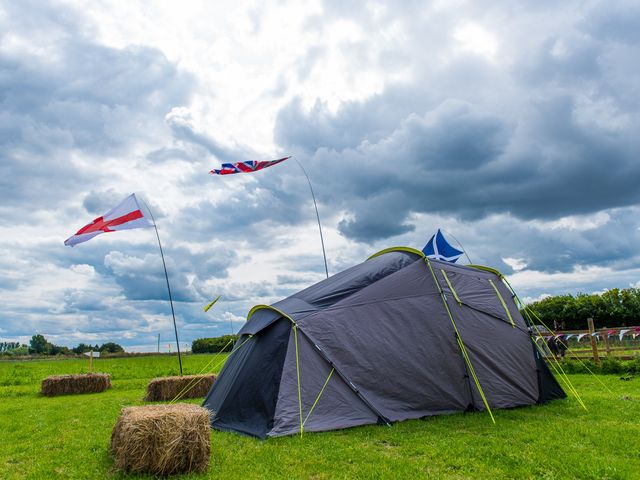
[64, 194, 153, 247]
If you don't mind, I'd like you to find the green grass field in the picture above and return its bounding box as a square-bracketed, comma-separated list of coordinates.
[1, 355, 639, 479]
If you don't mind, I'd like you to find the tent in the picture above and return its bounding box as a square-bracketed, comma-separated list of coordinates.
[203, 247, 565, 438]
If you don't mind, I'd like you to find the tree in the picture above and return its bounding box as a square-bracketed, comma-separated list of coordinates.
[72, 343, 94, 354]
[49, 344, 70, 355]
[99, 342, 124, 354]
[29, 334, 51, 354]
[192, 335, 238, 354]
[527, 287, 640, 329]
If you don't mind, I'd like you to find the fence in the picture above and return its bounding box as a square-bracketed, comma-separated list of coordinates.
[532, 319, 640, 363]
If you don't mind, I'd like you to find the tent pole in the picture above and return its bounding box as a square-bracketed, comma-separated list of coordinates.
[294, 158, 329, 279]
[141, 199, 183, 376]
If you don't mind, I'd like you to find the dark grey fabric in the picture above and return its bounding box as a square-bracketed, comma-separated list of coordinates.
[450, 306, 539, 408]
[532, 341, 567, 403]
[269, 329, 379, 436]
[298, 261, 472, 422]
[238, 297, 318, 335]
[237, 308, 281, 335]
[291, 251, 420, 308]
[431, 260, 539, 408]
[204, 318, 291, 438]
[435, 263, 518, 327]
[204, 249, 565, 438]
[202, 334, 256, 416]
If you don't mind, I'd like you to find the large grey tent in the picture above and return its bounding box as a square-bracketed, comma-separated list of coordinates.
[203, 247, 565, 438]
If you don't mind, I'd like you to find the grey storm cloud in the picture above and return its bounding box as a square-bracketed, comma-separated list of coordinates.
[103, 245, 237, 302]
[274, 2, 640, 247]
[0, 1, 194, 218]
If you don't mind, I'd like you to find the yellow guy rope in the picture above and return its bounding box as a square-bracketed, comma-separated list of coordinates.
[169, 337, 235, 403]
[441, 269, 462, 306]
[426, 259, 495, 424]
[498, 275, 593, 405]
[169, 336, 251, 404]
[294, 324, 303, 436]
[488, 278, 515, 328]
[302, 368, 334, 429]
[525, 306, 611, 397]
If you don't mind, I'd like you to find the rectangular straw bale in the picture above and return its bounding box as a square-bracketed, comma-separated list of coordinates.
[41, 373, 111, 396]
[144, 374, 216, 402]
[110, 403, 211, 476]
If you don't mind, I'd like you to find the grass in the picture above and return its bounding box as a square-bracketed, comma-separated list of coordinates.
[0, 355, 639, 479]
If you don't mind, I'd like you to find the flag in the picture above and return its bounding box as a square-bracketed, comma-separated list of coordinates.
[209, 156, 290, 175]
[422, 229, 464, 263]
[64, 193, 152, 247]
[204, 295, 221, 312]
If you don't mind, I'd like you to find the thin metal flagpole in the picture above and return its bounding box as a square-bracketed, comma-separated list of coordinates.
[442, 228, 473, 264]
[294, 158, 329, 279]
[140, 198, 183, 375]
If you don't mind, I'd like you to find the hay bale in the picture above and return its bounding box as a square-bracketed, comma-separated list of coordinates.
[144, 374, 216, 402]
[111, 403, 211, 476]
[41, 373, 111, 396]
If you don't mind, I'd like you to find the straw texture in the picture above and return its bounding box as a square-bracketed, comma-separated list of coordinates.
[41, 373, 111, 396]
[144, 374, 216, 402]
[110, 403, 211, 476]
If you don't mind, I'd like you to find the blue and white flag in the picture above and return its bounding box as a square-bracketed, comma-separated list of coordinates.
[422, 229, 464, 263]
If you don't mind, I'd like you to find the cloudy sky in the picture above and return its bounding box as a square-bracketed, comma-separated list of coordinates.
[1, 0, 639, 351]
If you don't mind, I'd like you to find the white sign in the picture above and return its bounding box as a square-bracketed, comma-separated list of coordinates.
[83, 351, 100, 357]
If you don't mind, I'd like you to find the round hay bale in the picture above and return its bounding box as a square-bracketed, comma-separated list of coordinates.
[110, 403, 211, 476]
[41, 373, 111, 396]
[144, 374, 216, 402]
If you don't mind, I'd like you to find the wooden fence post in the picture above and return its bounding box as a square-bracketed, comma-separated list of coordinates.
[587, 318, 600, 364]
[603, 330, 611, 357]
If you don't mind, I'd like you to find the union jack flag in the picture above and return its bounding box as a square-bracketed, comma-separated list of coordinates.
[209, 156, 290, 175]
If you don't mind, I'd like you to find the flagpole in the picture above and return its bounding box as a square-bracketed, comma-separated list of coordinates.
[442, 229, 473, 264]
[140, 199, 183, 375]
[294, 158, 329, 279]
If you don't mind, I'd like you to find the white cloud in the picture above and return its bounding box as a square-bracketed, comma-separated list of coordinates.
[453, 22, 498, 60]
[502, 257, 528, 272]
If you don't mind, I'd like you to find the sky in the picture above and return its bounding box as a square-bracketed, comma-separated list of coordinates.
[1, 0, 639, 352]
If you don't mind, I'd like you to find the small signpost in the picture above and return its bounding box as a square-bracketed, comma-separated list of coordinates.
[83, 350, 100, 372]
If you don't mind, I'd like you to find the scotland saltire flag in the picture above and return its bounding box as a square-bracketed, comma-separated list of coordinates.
[422, 229, 464, 263]
[209, 156, 290, 175]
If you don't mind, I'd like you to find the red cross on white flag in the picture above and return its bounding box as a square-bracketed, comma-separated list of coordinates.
[64, 193, 153, 247]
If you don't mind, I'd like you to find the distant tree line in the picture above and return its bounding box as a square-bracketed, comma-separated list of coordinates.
[192, 335, 239, 354]
[525, 287, 640, 330]
[0, 342, 28, 354]
[0, 334, 125, 356]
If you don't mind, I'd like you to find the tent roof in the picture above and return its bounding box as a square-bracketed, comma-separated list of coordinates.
[238, 247, 504, 336]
